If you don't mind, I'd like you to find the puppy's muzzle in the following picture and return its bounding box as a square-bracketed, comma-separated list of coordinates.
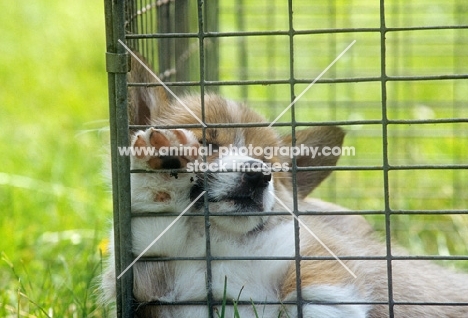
[241, 160, 272, 188]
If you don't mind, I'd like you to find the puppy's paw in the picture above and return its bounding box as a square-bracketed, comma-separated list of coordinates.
[129, 129, 200, 211]
[131, 128, 199, 170]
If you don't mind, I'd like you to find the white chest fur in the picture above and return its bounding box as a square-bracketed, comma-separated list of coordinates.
[131, 215, 296, 317]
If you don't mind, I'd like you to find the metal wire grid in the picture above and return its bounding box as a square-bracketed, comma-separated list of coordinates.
[104, 0, 468, 317]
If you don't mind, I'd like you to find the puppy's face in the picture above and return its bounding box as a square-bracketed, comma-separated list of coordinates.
[154, 96, 282, 234]
[130, 65, 344, 234]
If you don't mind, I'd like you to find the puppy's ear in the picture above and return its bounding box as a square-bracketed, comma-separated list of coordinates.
[127, 53, 170, 125]
[281, 126, 345, 199]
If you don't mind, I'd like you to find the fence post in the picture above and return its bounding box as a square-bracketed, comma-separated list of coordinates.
[104, 0, 133, 317]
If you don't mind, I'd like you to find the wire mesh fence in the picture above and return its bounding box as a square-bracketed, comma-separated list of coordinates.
[104, 0, 468, 317]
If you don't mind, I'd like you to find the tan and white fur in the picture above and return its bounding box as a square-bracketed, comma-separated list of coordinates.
[101, 55, 468, 317]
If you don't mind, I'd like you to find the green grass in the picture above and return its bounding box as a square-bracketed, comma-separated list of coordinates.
[0, 1, 111, 317]
[1, 0, 467, 317]
[215, 277, 288, 318]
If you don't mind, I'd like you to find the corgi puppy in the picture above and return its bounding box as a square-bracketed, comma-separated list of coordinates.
[101, 55, 468, 317]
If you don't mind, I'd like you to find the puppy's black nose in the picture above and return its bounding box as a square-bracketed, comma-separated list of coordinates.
[242, 161, 271, 188]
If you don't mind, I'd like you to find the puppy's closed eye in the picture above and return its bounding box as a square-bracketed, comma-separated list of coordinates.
[198, 140, 220, 151]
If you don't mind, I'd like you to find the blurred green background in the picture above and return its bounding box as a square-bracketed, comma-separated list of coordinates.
[1, 1, 111, 317]
[1, 0, 467, 317]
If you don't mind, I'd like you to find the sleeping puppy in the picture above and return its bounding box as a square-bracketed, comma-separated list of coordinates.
[101, 55, 468, 317]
